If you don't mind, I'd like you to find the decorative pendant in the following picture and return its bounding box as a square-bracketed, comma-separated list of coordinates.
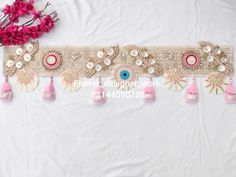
[205, 72, 227, 95]
[113, 64, 137, 90]
[1, 42, 234, 103]
[60, 69, 81, 92]
[92, 77, 106, 104]
[16, 69, 39, 92]
[0, 77, 13, 102]
[185, 78, 198, 104]
[224, 76, 236, 104]
[42, 51, 63, 71]
[164, 68, 187, 92]
[143, 78, 156, 103]
[182, 51, 201, 69]
[43, 77, 56, 101]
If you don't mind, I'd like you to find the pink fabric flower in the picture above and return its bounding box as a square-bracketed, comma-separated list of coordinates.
[33, 11, 42, 20]
[40, 16, 54, 32]
[0, 0, 58, 46]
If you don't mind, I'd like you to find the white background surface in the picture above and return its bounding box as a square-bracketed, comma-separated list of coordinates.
[0, 0, 236, 177]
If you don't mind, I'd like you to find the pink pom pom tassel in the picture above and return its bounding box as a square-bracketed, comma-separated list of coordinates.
[185, 78, 198, 104]
[224, 76, 236, 104]
[0, 77, 13, 102]
[43, 76, 56, 101]
[144, 78, 156, 103]
[92, 77, 106, 104]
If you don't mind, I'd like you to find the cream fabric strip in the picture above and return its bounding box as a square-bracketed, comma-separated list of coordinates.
[3, 41, 234, 77]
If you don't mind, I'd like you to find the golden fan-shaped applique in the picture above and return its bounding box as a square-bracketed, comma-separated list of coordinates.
[164, 68, 187, 92]
[60, 69, 81, 92]
[16, 69, 39, 92]
[205, 72, 227, 95]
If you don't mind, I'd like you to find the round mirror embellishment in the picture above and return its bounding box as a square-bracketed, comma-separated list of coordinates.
[42, 51, 63, 71]
[182, 51, 201, 70]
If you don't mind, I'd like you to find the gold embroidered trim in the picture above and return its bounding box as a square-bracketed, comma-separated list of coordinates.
[3, 41, 234, 77]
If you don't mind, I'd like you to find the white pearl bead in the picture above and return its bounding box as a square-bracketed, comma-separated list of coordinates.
[23, 53, 32, 62]
[220, 56, 227, 63]
[215, 48, 222, 55]
[148, 67, 155, 74]
[86, 62, 95, 69]
[149, 59, 156, 65]
[104, 58, 111, 66]
[130, 49, 138, 57]
[6, 60, 14, 68]
[203, 46, 211, 53]
[107, 48, 114, 56]
[218, 65, 226, 72]
[16, 48, 23, 55]
[141, 51, 149, 58]
[207, 55, 214, 63]
[95, 64, 102, 72]
[135, 59, 143, 66]
[15, 61, 23, 69]
[97, 51, 104, 59]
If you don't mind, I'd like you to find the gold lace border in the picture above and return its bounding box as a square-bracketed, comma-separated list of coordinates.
[3, 41, 234, 77]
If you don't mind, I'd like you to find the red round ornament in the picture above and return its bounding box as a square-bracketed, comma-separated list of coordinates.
[182, 51, 201, 69]
[42, 51, 63, 71]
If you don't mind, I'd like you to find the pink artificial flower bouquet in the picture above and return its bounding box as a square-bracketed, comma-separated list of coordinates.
[0, 0, 58, 46]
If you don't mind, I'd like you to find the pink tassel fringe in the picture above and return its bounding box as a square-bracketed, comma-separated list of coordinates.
[93, 77, 106, 104]
[224, 76, 236, 104]
[0, 77, 13, 102]
[144, 78, 156, 103]
[185, 78, 198, 104]
[43, 76, 56, 101]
